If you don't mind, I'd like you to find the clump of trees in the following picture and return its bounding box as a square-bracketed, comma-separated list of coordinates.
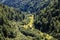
[34, 0, 60, 39]
[0, 0, 59, 40]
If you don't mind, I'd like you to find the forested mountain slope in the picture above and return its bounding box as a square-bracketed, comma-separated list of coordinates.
[0, 0, 51, 13]
[0, 0, 60, 40]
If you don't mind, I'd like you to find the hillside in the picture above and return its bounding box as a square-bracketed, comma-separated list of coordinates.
[0, 0, 50, 13]
[0, 0, 60, 40]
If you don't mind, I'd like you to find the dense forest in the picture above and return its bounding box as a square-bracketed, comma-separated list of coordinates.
[0, 0, 60, 40]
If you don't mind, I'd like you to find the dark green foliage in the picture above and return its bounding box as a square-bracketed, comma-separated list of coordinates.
[34, 0, 60, 40]
[0, 0, 60, 40]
